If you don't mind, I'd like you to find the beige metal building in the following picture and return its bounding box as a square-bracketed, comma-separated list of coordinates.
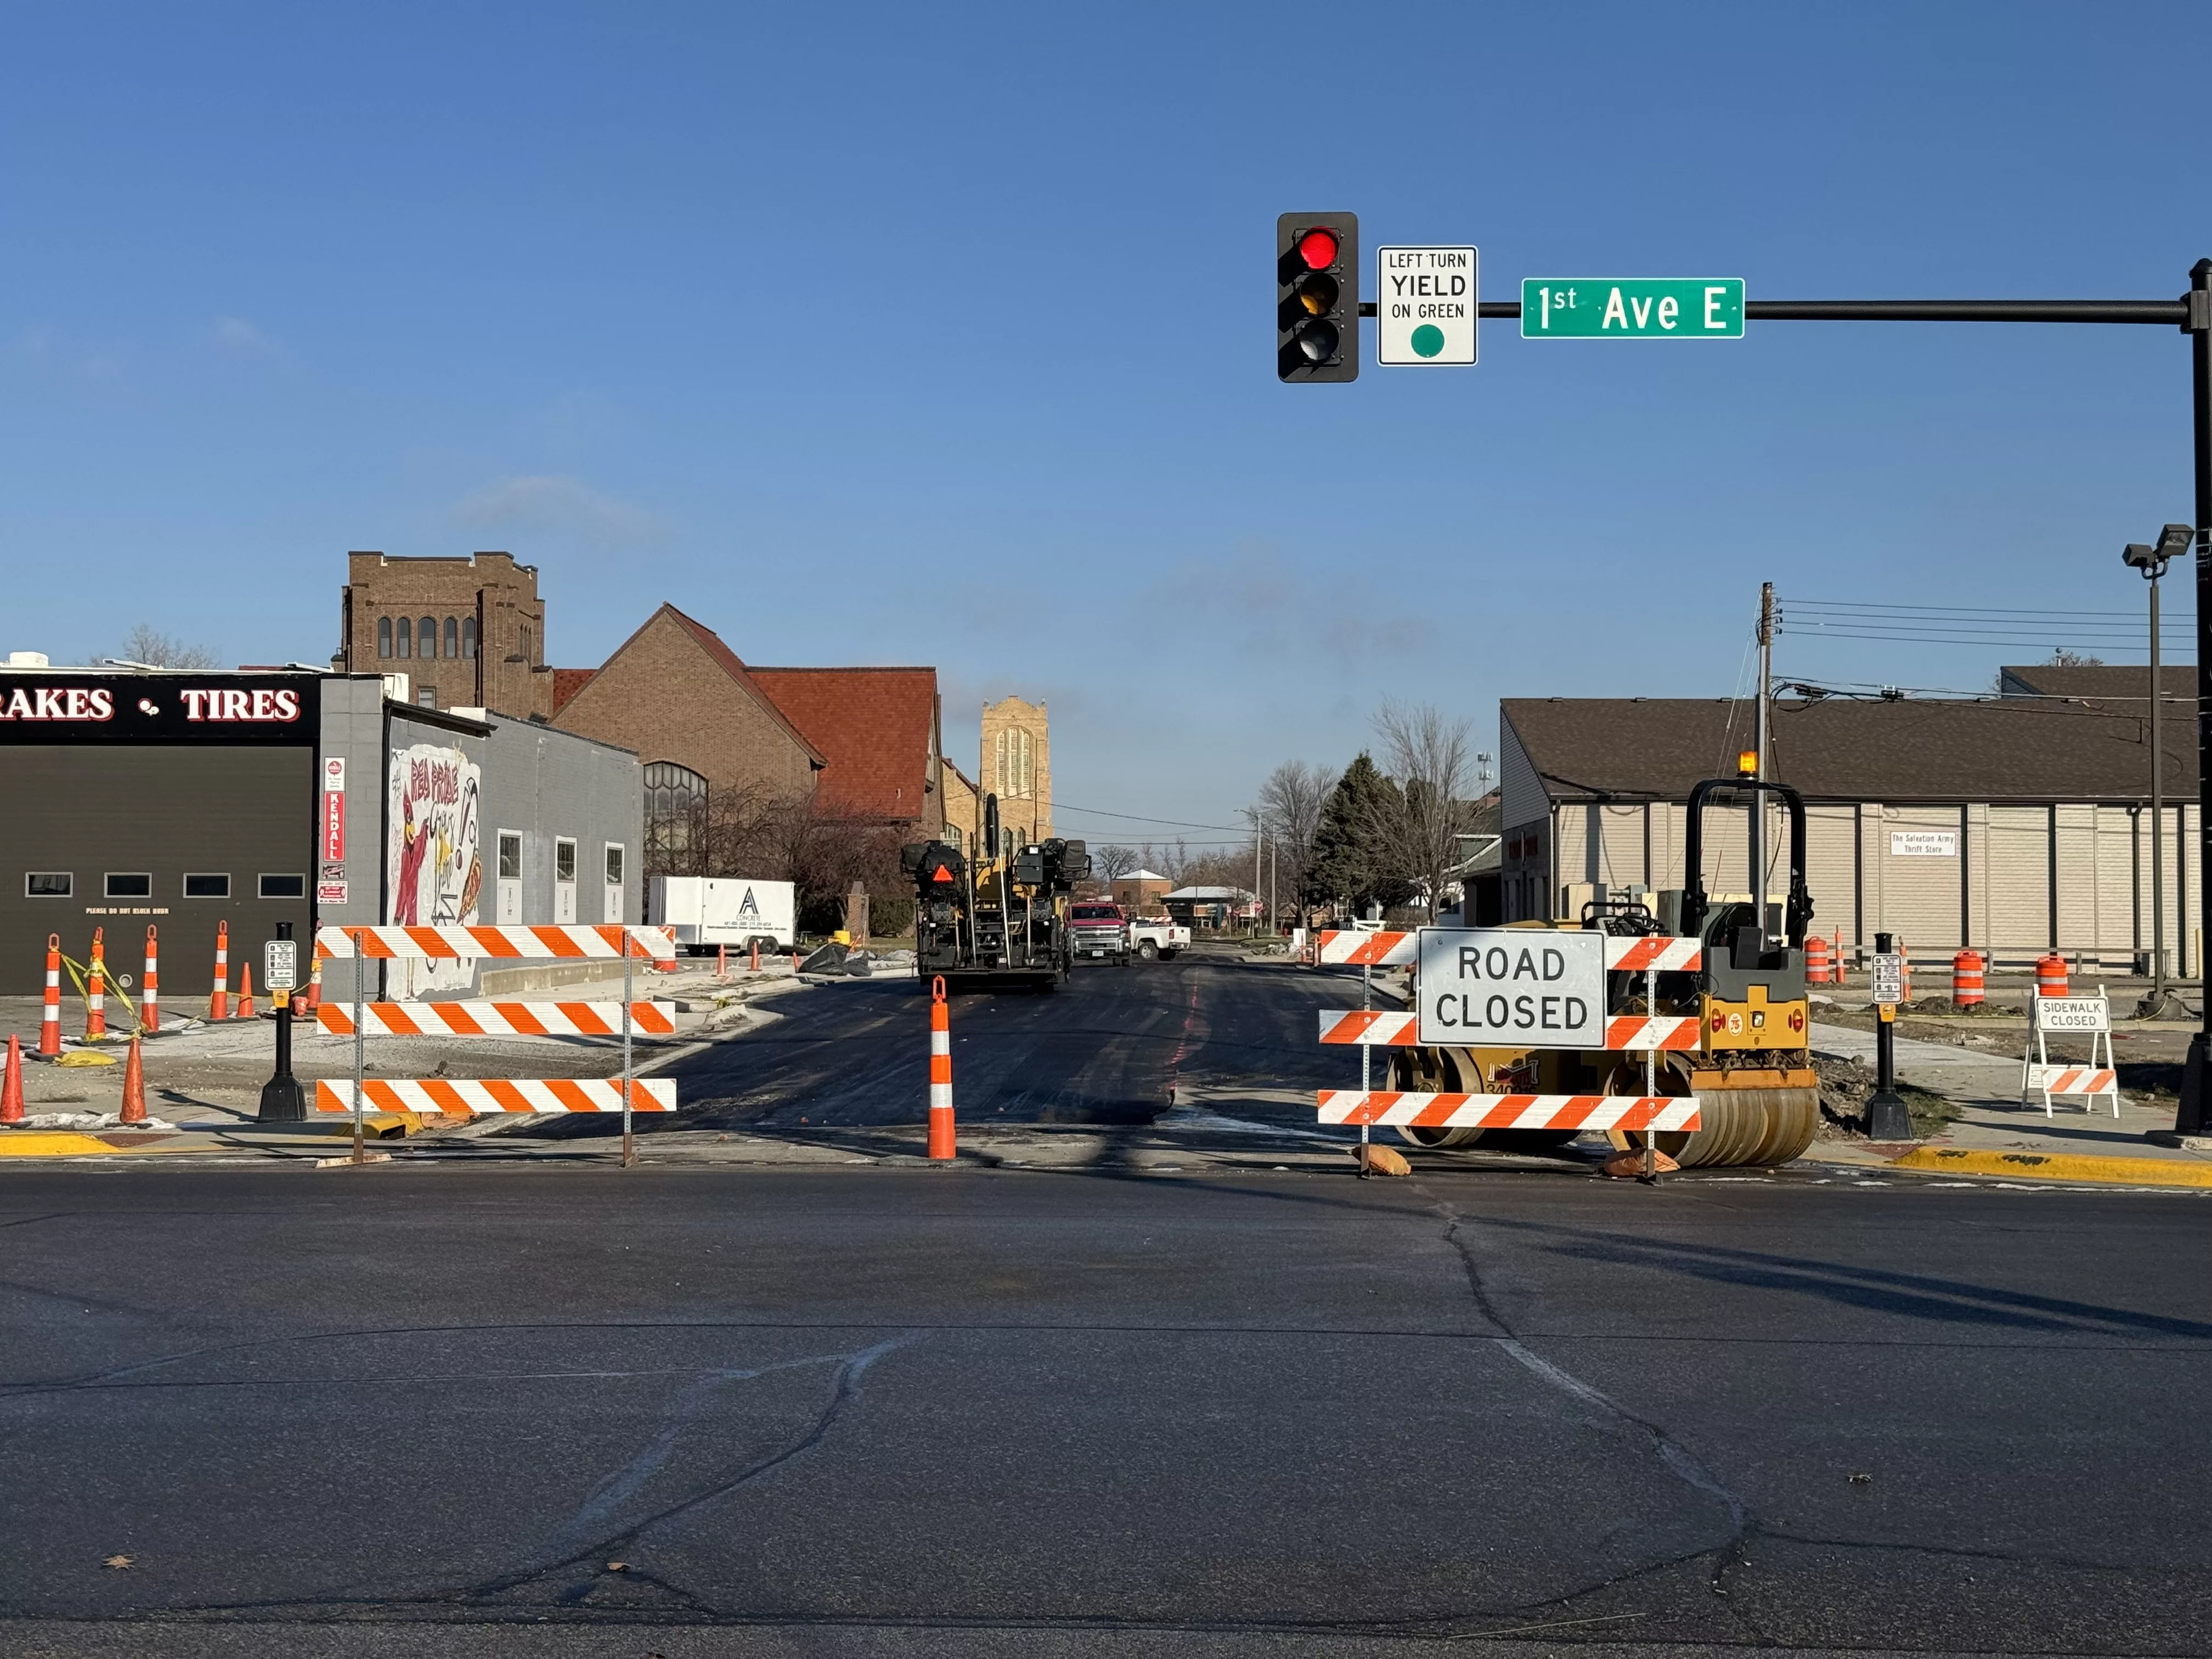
[1500, 681, 2197, 975]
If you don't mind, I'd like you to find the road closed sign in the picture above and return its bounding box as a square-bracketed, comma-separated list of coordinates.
[1416, 928, 1605, 1047]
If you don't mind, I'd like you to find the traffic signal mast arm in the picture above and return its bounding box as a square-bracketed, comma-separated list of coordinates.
[1354, 298, 2191, 324]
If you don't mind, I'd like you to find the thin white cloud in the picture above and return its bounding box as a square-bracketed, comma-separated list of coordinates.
[449, 473, 669, 546]
[211, 316, 283, 359]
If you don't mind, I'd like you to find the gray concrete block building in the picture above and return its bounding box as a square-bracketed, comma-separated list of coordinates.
[1500, 670, 2196, 975]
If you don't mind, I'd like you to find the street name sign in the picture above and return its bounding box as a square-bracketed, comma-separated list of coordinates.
[2032, 995, 2109, 1033]
[1521, 278, 1745, 339]
[1416, 927, 1604, 1047]
[1870, 952, 1904, 1006]
[1377, 246, 1477, 364]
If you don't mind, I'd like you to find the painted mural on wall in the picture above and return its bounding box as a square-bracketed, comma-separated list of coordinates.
[387, 742, 482, 994]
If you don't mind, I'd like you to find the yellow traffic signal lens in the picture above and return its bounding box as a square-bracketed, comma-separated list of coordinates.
[1297, 272, 1338, 316]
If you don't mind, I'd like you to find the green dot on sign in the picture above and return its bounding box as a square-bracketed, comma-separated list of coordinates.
[1410, 324, 1445, 358]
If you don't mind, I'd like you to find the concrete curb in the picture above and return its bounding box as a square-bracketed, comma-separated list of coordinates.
[1888, 1146, 2212, 1187]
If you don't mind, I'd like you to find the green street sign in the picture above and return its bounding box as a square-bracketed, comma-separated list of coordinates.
[1521, 278, 1745, 339]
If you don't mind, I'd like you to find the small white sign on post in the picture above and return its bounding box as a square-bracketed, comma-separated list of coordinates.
[1869, 952, 1905, 1006]
[1376, 246, 1478, 366]
[263, 938, 299, 992]
[1416, 927, 1605, 1047]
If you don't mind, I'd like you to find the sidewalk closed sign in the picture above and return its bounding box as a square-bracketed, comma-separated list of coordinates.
[1416, 928, 1605, 1047]
[2033, 996, 2108, 1032]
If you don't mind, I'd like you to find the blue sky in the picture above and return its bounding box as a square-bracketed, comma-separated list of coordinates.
[3, 1, 2205, 848]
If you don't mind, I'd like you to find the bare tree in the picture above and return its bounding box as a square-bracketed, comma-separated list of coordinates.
[115, 624, 221, 669]
[1094, 844, 1141, 883]
[1366, 700, 1476, 921]
[1254, 760, 1330, 925]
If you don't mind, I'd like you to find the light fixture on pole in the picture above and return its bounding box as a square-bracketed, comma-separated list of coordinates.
[2122, 522, 2193, 1018]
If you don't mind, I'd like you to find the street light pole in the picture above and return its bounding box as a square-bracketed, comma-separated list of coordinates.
[2178, 258, 2212, 1136]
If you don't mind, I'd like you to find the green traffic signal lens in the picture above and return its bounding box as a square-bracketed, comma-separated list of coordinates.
[1296, 319, 1339, 363]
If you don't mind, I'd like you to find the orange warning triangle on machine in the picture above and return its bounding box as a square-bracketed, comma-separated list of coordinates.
[932, 866, 955, 883]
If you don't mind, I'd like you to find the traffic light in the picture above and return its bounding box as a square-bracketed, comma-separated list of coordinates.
[1277, 212, 1358, 382]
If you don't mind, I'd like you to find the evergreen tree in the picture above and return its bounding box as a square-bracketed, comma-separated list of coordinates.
[1304, 753, 1416, 911]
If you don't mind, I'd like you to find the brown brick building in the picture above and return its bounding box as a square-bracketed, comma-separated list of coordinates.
[550, 603, 945, 871]
[331, 551, 552, 719]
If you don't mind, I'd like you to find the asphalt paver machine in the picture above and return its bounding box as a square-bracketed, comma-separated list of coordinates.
[903, 793, 1090, 992]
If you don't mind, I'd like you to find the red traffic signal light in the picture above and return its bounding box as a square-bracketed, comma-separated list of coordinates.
[1278, 213, 1358, 382]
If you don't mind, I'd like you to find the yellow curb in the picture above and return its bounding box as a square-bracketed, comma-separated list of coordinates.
[0, 1133, 121, 1156]
[1889, 1146, 2212, 1187]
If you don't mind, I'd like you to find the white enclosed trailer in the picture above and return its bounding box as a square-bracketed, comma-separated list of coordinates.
[647, 876, 797, 953]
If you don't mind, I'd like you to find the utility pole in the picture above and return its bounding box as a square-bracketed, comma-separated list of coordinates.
[1753, 582, 1775, 937]
[2150, 560, 2169, 1014]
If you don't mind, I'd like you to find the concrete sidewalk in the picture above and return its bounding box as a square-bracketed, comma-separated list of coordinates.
[1809, 1020, 2212, 1182]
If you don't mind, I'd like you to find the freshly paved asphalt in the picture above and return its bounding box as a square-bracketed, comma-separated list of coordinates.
[535, 951, 1361, 1142]
[3, 1152, 2208, 1656]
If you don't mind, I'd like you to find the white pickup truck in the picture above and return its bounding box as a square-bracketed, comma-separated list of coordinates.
[1126, 918, 1190, 961]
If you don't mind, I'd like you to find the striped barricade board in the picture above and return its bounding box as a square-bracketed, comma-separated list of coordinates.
[2022, 1064, 2121, 1116]
[1317, 1090, 1702, 1133]
[315, 924, 676, 962]
[1316, 929, 1702, 972]
[315, 1001, 678, 1037]
[1317, 1010, 1700, 1049]
[317, 1077, 676, 1115]
[1317, 1010, 1419, 1046]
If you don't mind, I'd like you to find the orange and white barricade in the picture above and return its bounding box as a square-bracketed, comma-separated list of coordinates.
[1319, 1091, 1702, 1133]
[313, 924, 680, 1160]
[1314, 930, 1703, 973]
[2021, 986, 2120, 1117]
[1317, 1008, 1699, 1051]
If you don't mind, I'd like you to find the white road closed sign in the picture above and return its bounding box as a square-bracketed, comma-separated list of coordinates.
[1376, 246, 1477, 365]
[1416, 928, 1604, 1047]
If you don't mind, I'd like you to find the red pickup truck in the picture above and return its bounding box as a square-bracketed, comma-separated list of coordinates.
[1066, 901, 1129, 964]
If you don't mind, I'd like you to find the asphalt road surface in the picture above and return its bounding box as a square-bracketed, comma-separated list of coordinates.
[3, 1157, 2207, 1657]
[538, 951, 1361, 1141]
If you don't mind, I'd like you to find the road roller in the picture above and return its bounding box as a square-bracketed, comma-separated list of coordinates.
[1385, 774, 1820, 1168]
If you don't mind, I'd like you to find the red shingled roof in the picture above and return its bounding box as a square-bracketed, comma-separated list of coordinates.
[750, 666, 938, 823]
[551, 668, 596, 713]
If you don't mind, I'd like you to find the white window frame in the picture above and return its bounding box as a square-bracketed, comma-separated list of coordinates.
[104, 872, 153, 899]
[25, 872, 72, 898]
[554, 838, 578, 884]
[182, 873, 230, 899]
[258, 873, 307, 899]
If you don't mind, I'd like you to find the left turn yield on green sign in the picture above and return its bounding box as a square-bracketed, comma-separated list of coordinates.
[1520, 278, 1745, 338]
[1377, 246, 1477, 365]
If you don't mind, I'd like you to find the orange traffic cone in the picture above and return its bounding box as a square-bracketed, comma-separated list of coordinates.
[2, 1034, 23, 1124]
[238, 962, 256, 1020]
[119, 1034, 146, 1125]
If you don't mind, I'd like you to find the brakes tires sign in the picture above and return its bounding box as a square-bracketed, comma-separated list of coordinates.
[1415, 928, 1607, 1048]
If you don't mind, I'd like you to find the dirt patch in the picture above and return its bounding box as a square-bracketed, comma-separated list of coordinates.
[1813, 1053, 1958, 1141]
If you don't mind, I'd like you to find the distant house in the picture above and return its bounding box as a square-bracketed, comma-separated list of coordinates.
[1112, 868, 1172, 913]
[1163, 885, 1257, 930]
[1500, 687, 2196, 973]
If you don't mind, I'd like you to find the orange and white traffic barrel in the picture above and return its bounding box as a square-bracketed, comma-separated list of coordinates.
[211, 921, 230, 1021]
[2035, 952, 2068, 998]
[86, 927, 106, 1039]
[1950, 949, 1984, 1008]
[303, 949, 322, 1015]
[39, 934, 62, 1057]
[142, 925, 160, 1034]
[1805, 935, 1831, 985]
[928, 975, 955, 1160]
